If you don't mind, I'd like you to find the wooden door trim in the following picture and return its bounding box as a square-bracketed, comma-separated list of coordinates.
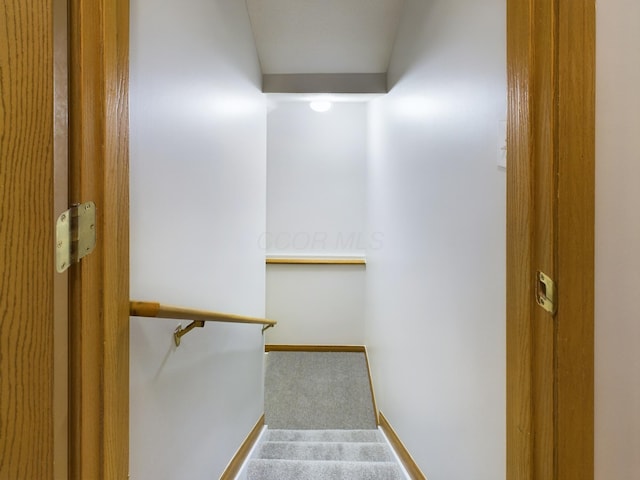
[506, 1, 595, 479]
[57, 1, 595, 479]
[506, 1, 535, 475]
[555, 1, 595, 477]
[1, 3, 57, 478]
[53, 0, 70, 477]
[68, 0, 130, 478]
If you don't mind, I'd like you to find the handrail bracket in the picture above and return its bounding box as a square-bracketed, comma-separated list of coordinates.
[262, 324, 274, 334]
[174, 320, 205, 347]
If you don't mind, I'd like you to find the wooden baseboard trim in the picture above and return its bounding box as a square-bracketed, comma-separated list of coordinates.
[219, 414, 265, 480]
[379, 411, 427, 480]
[363, 346, 380, 426]
[265, 344, 366, 353]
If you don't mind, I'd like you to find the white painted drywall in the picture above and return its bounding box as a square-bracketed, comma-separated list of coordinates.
[365, 1, 506, 479]
[266, 102, 368, 257]
[246, 0, 405, 74]
[265, 264, 366, 345]
[129, 0, 266, 478]
[265, 102, 368, 345]
[595, 2, 640, 479]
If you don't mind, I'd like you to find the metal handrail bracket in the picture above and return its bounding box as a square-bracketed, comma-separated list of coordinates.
[174, 320, 205, 347]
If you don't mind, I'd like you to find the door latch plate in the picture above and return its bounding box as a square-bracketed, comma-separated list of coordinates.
[536, 271, 557, 315]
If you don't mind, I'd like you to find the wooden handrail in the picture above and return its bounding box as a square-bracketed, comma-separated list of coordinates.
[130, 300, 277, 346]
[266, 257, 366, 265]
[130, 301, 276, 326]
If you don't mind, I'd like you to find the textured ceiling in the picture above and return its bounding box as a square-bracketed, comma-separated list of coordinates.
[245, 0, 406, 75]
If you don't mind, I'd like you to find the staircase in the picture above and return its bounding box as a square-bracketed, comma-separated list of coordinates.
[246, 429, 405, 479]
[240, 348, 409, 479]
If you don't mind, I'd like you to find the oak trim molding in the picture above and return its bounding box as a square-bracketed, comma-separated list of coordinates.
[265, 344, 367, 353]
[555, 1, 595, 477]
[219, 415, 265, 480]
[506, 1, 595, 479]
[363, 346, 380, 426]
[266, 257, 366, 265]
[379, 412, 427, 480]
[68, 0, 130, 477]
[0, 2, 57, 478]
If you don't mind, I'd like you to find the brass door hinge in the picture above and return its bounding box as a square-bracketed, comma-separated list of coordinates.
[56, 202, 97, 272]
[536, 271, 557, 315]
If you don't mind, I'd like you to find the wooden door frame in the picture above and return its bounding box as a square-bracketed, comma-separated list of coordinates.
[507, 1, 595, 480]
[59, 0, 594, 478]
[67, 0, 130, 478]
[1, 2, 59, 478]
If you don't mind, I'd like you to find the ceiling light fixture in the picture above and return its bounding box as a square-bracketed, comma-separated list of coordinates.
[309, 100, 332, 113]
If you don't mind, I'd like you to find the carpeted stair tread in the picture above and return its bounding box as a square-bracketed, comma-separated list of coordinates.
[249, 351, 408, 479]
[256, 441, 395, 462]
[265, 429, 383, 443]
[265, 351, 377, 429]
[246, 458, 406, 480]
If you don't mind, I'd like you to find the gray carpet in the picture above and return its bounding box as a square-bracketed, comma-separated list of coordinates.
[246, 429, 405, 480]
[264, 351, 377, 430]
[266, 429, 381, 443]
[248, 351, 406, 479]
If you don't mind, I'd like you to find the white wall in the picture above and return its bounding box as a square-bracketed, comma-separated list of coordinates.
[265, 102, 368, 345]
[266, 102, 368, 258]
[595, 1, 640, 479]
[365, 1, 506, 479]
[129, 0, 266, 478]
[266, 264, 366, 344]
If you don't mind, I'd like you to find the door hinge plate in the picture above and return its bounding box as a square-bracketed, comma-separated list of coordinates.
[536, 270, 557, 315]
[56, 202, 97, 273]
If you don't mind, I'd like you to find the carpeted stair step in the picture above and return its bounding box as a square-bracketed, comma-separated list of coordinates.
[265, 428, 382, 443]
[265, 351, 378, 429]
[248, 350, 409, 479]
[246, 458, 406, 480]
[256, 441, 395, 462]
[245, 428, 407, 480]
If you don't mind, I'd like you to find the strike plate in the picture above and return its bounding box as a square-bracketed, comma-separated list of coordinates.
[536, 271, 557, 315]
